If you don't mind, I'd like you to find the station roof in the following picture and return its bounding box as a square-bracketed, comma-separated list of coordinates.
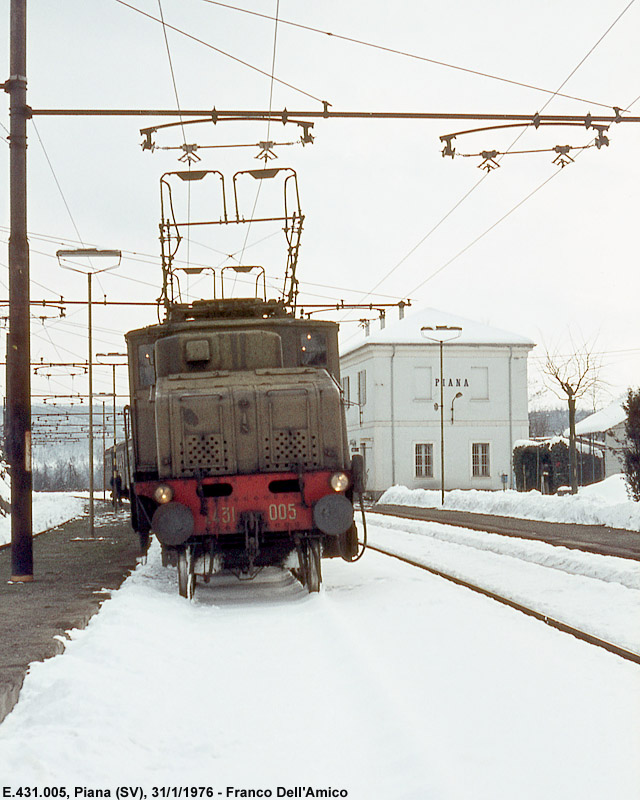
[340, 306, 535, 357]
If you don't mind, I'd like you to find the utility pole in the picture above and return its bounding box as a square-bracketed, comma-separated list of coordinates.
[5, 0, 33, 581]
[56, 249, 121, 537]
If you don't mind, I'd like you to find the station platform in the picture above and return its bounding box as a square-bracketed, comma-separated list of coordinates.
[0, 505, 139, 724]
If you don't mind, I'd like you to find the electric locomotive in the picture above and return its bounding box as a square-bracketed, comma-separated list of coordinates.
[124, 167, 364, 597]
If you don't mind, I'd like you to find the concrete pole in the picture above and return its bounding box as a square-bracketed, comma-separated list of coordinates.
[7, 0, 33, 581]
[439, 341, 445, 506]
[88, 273, 94, 536]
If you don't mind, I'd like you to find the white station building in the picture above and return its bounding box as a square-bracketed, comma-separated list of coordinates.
[339, 307, 535, 496]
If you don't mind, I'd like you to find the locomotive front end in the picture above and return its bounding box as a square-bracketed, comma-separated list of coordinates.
[126, 317, 361, 596]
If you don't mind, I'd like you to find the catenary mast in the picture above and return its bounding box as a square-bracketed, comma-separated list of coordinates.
[5, 0, 33, 581]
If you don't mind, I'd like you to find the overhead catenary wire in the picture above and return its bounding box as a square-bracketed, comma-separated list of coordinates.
[112, 0, 325, 104]
[8, 2, 636, 396]
[405, 86, 640, 301]
[156, 0, 187, 146]
[239, 0, 282, 268]
[342, 0, 636, 322]
[199, 0, 634, 112]
[544, 0, 637, 111]
[29, 121, 86, 247]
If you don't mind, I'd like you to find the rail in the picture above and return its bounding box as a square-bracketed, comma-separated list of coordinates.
[368, 543, 640, 666]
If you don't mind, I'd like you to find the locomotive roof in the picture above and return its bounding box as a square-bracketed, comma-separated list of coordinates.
[125, 310, 338, 341]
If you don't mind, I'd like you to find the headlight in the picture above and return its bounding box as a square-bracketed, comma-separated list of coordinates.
[330, 471, 350, 492]
[153, 484, 173, 504]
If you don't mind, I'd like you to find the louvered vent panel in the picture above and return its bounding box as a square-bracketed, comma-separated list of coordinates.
[181, 433, 231, 475]
[264, 430, 320, 471]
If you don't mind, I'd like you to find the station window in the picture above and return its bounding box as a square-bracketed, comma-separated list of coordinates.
[471, 366, 489, 400]
[413, 366, 433, 401]
[357, 370, 367, 407]
[472, 443, 490, 477]
[342, 375, 351, 404]
[300, 331, 327, 366]
[415, 443, 434, 478]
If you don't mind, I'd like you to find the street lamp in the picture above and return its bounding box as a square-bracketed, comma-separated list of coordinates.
[451, 391, 463, 423]
[421, 325, 462, 505]
[56, 248, 121, 536]
[96, 352, 127, 510]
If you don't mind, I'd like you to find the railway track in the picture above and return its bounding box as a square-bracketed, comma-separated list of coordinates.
[369, 542, 640, 666]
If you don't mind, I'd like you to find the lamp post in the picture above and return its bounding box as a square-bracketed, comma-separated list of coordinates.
[421, 325, 462, 505]
[56, 249, 121, 536]
[451, 391, 463, 423]
[96, 352, 127, 510]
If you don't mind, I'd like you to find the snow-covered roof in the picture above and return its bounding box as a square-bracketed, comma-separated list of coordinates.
[514, 435, 601, 454]
[340, 306, 535, 357]
[572, 400, 626, 436]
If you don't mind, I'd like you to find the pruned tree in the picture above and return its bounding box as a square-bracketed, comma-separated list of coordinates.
[542, 341, 601, 494]
[622, 388, 640, 501]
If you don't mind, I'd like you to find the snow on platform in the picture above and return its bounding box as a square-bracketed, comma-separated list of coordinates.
[0, 532, 638, 798]
[0, 492, 86, 547]
[378, 474, 640, 531]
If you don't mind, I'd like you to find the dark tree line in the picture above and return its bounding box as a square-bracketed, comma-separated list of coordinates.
[32, 457, 105, 492]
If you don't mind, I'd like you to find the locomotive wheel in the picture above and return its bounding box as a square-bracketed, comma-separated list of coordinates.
[177, 544, 196, 600]
[306, 539, 322, 593]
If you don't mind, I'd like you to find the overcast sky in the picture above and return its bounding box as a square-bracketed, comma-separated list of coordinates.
[1, 0, 639, 409]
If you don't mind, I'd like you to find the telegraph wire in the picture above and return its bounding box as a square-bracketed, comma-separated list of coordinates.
[113, 0, 325, 104]
[406, 169, 562, 298]
[265, 0, 281, 142]
[1, 238, 406, 305]
[342, 0, 635, 318]
[30, 120, 87, 247]
[405, 87, 640, 300]
[155, 0, 193, 270]
[239, 0, 283, 269]
[157, 0, 187, 145]
[199, 0, 630, 112]
[545, 0, 637, 112]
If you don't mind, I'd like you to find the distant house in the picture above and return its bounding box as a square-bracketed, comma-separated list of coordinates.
[570, 400, 627, 478]
[339, 306, 534, 497]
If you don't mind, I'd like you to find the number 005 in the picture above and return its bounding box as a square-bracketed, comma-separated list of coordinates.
[268, 503, 297, 521]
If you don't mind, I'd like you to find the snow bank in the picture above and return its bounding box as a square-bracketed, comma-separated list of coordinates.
[378, 474, 640, 531]
[0, 492, 86, 546]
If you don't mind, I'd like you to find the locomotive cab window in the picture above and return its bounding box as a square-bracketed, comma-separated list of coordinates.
[138, 344, 156, 387]
[300, 331, 327, 366]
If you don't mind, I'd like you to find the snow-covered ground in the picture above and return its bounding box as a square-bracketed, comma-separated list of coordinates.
[378, 473, 640, 531]
[1, 475, 639, 796]
[0, 492, 86, 546]
[367, 513, 640, 654]
[1, 524, 639, 798]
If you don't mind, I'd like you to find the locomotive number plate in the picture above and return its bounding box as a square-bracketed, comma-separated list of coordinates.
[268, 502, 298, 522]
[209, 506, 236, 524]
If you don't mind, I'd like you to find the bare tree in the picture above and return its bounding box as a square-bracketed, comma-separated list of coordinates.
[542, 341, 601, 494]
[622, 388, 640, 501]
